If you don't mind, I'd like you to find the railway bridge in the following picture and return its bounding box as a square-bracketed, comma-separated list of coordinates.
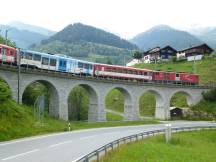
[0, 65, 212, 121]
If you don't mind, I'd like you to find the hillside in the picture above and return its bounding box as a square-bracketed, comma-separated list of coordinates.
[131, 25, 203, 50]
[42, 23, 137, 50]
[33, 23, 138, 65]
[32, 41, 133, 65]
[9, 21, 56, 36]
[0, 25, 48, 48]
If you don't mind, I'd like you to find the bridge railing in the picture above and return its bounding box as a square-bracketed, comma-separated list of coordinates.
[0, 63, 215, 88]
[75, 125, 216, 162]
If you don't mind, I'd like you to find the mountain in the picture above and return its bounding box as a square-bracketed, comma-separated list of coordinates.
[0, 25, 48, 48]
[131, 25, 203, 51]
[9, 21, 56, 36]
[42, 23, 137, 50]
[33, 23, 138, 65]
[188, 27, 216, 49]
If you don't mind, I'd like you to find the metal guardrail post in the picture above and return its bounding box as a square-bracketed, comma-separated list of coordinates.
[96, 151, 99, 162]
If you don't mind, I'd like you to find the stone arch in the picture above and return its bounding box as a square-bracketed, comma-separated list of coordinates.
[169, 90, 194, 106]
[104, 86, 133, 121]
[139, 89, 165, 119]
[67, 83, 99, 122]
[21, 80, 59, 118]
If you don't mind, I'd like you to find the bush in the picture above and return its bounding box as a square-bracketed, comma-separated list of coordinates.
[202, 88, 216, 102]
[0, 81, 11, 102]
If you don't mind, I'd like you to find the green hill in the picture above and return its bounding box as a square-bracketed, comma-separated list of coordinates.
[32, 41, 133, 65]
[42, 23, 137, 50]
[33, 23, 137, 65]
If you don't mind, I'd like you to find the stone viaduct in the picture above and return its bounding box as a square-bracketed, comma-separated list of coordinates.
[0, 66, 211, 121]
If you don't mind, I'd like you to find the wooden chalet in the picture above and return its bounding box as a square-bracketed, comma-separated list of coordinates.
[178, 43, 214, 57]
[143, 45, 177, 63]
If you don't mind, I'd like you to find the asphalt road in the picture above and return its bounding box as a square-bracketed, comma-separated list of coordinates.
[0, 121, 215, 162]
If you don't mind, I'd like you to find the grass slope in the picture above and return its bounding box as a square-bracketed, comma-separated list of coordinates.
[0, 100, 67, 141]
[101, 130, 216, 162]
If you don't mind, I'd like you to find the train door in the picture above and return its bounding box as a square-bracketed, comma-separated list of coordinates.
[0, 47, 3, 61]
[0, 47, 7, 62]
[175, 73, 180, 81]
[58, 58, 67, 72]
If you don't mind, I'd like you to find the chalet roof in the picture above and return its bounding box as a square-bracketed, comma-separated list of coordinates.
[143, 45, 177, 56]
[179, 43, 214, 53]
[161, 45, 177, 53]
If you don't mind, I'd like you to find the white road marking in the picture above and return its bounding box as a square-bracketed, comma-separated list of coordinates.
[80, 135, 95, 140]
[1, 149, 39, 161]
[49, 140, 73, 148]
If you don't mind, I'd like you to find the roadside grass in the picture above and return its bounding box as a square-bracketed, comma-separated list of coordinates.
[106, 112, 123, 121]
[0, 99, 159, 142]
[100, 130, 216, 162]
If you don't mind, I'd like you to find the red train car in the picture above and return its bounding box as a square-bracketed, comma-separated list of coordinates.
[0, 44, 17, 64]
[152, 70, 199, 85]
[93, 64, 153, 81]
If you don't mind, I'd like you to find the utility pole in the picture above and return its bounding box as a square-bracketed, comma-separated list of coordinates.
[193, 55, 197, 73]
[5, 29, 8, 45]
[17, 48, 21, 104]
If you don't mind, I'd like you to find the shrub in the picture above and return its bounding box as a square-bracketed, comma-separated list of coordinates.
[202, 88, 216, 102]
[0, 81, 11, 102]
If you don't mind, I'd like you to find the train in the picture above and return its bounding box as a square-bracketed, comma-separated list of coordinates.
[0, 44, 199, 85]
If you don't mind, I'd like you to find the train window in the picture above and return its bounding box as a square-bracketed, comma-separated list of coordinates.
[156, 72, 159, 75]
[33, 54, 41, 61]
[123, 69, 127, 73]
[0, 48, 1, 54]
[106, 67, 111, 72]
[128, 70, 132, 74]
[42, 57, 49, 65]
[90, 65, 92, 69]
[50, 59, 56, 66]
[84, 64, 89, 69]
[176, 73, 179, 77]
[10, 50, 13, 55]
[139, 71, 143, 75]
[2, 49, 7, 55]
[78, 62, 83, 68]
[144, 72, 147, 75]
[113, 68, 116, 72]
[118, 69, 122, 73]
[134, 71, 138, 75]
[26, 52, 33, 60]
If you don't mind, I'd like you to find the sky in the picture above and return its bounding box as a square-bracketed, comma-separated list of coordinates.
[0, 0, 215, 39]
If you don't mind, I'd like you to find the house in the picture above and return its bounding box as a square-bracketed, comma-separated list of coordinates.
[143, 46, 177, 63]
[177, 43, 214, 61]
[143, 47, 160, 63]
